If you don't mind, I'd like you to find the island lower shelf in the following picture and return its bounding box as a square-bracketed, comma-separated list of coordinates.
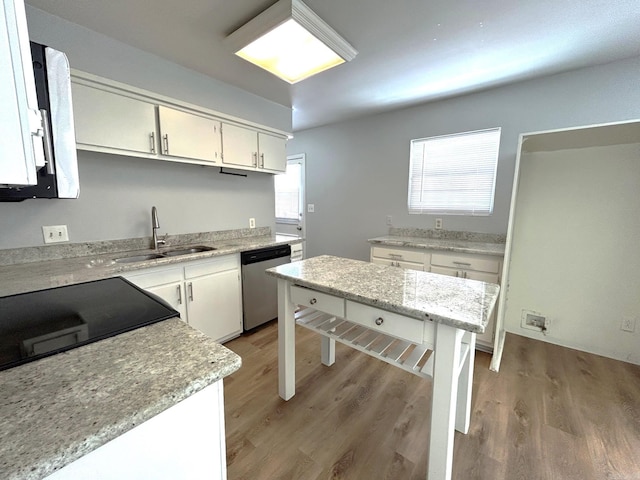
[295, 307, 471, 381]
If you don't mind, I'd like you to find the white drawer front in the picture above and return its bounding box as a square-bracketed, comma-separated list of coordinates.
[123, 266, 183, 289]
[346, 301, 424, 344]
[371, 246, 425, 264]
[184, 254, 239, 279]
[431, 253, 500, 274]
[291, 285, 345, 317]
[371, 257, 424, 272]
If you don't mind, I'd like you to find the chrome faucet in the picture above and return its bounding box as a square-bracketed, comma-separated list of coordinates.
[151, 206, 166, 250]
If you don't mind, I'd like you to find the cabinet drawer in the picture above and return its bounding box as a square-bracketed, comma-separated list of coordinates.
[124, 266, 183, 289]
[371, 257, 424, 272]
[371, 246, 425, 264]
[431, 253, 500, 274]
[346, 301, 424, 344]
[290, 285, 345, 317]
[184, 255, 239, 279]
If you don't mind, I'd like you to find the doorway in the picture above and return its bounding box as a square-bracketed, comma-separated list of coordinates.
[275, 154, 305, 239]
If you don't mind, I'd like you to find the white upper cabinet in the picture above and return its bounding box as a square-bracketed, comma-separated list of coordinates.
[72, 83, 156, 154]
[258, 132, 287, 172]
[221, 123, 287, 172]
[220, 123, 257, 168]
[71, 71, 289, 173]
[157, 105, 221, 163]
[0, 0, 45, 186]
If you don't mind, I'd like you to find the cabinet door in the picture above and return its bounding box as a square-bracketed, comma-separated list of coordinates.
[72, 83, 157, 154]
[186, 269, 242, 343]
[258, 132, 286, 172]
[147, 282, 188, 322]
[220, 123, 257, 168]
[157, 105, 220, 162]
[0, 0, 44, 186]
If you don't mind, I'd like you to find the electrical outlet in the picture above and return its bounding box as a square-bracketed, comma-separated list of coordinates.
[386, 215, 393, 226]
[42, 225, 69, 244]
[249, 218, 256, 229]
[621, 316, 636, 333]
[307, 204, 315, 213]
[435, 218, 443, 230]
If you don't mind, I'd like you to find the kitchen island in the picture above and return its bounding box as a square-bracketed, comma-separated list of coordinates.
[0, 318, 241, 480]
[266, 255, 500, 480]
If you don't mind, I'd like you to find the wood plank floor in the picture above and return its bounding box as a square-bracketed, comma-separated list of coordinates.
[223, 322, 640, 479]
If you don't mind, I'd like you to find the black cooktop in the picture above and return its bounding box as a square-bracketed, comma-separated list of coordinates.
[0, 277, 179, 372]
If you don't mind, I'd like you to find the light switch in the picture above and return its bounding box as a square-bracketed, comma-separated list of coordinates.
[307, 204, 315, 213]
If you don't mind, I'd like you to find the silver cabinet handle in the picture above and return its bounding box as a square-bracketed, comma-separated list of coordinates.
[375, 317, 384, 326]
[309, 298, 317, 305]
[453, 261, 471, 266]
[252, 152, 258, 167]
[150, 132, 156, 153]
[260, 153, 265, 168]
[188, 282, 193, 301]
[176, 285, 182, 305]
[39, 109, 55, 174]
[163, 134, 169, 154]
[388, 253, 403, 259]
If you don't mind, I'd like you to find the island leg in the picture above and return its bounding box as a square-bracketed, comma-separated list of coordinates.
[320, 337, 335, 366]
[428, 323, 465, 480]
[278, 279, 296, 400]
[455, 330, 476, 434]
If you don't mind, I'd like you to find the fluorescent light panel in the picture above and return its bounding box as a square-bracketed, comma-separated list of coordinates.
[226, 0, 357, 84]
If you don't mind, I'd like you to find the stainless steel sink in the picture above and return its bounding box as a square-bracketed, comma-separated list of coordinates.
[161, 246, 217, 257]
[114, 253, 165, 263]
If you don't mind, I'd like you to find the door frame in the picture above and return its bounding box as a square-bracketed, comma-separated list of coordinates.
[275, 153, 306, 238]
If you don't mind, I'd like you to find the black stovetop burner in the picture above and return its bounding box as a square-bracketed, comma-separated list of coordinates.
[0, 277, 179, 372]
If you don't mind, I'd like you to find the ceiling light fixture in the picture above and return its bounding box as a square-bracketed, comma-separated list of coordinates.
[225, 0, 357, 84]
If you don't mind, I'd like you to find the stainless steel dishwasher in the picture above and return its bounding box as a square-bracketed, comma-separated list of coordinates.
[241, 245, 291, 330]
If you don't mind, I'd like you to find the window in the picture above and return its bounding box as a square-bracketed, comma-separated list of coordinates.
[275, 160, 302, 224]
[408, 127, 501, 215]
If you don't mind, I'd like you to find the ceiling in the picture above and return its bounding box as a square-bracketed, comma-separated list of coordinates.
[25, 0, 640, 131]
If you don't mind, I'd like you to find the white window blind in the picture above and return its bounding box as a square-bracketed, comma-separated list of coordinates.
[275, 162, 302, 223]
[408, 127, 501, 215]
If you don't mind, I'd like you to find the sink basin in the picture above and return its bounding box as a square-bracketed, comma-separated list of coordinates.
[114, 253, 164, 263]
[161, 246, 217, 257]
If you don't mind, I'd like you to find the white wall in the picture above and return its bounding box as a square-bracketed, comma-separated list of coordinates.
[287, 56, 640, 261]
[0, 7, 291, 250]
[505, 142, 640, 364]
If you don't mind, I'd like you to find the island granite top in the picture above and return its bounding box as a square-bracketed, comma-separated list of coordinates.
[266, 255, 500, 333]
[0, 318, 241, 480]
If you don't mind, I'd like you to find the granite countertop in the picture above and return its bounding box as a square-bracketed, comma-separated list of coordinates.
[0, 318, 241, 480]
[266, 255, 500, 334]
[368, 235, 505, 256]
[0, 233, 302, 297]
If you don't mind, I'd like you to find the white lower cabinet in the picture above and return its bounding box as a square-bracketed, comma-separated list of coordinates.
[124, 255, 242, 343]
[45, 381, 228, 480]
[370, 244, 502, 351]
